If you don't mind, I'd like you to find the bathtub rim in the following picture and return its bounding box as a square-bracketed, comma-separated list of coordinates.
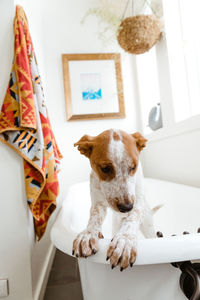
[51, 178, 200, 266]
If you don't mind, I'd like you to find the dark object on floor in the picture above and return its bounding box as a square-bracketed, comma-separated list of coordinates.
[156, 230, 200, 237]
[156, 231, 163, 238]
[44, 250, 83, 300]
[172, 261, 200, 300]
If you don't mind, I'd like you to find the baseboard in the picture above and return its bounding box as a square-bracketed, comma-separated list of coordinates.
[33, 243, 56, 300]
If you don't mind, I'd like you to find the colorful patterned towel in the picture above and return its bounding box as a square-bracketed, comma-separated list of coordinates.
[0, 6, 62, 240]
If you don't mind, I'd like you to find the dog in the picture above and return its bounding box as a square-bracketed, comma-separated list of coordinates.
[72, 129, 157, 271]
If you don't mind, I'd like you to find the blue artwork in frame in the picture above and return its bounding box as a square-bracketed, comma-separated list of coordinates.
[80, 73, 102, 100]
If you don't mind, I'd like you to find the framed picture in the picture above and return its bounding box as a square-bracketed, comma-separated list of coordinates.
[62, 53, 125, 121]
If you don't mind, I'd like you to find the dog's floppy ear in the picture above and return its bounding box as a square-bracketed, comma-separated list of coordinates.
[131, 132, 147, 152]
[74, 135, 94, 158]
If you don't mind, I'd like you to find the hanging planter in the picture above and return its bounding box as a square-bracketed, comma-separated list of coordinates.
[82, 0, 163, 54]
[117, 14, 162, 54]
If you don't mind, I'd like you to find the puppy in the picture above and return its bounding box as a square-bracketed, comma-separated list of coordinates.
[72, 129, 156, 271]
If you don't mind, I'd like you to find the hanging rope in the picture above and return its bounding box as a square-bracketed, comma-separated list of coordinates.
[121, 0, 131, 21]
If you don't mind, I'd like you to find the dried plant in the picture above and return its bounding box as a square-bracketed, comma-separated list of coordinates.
[82, 8, 122, 39]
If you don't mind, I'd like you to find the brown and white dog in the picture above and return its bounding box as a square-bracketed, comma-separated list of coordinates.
[72, 129, 156, 271]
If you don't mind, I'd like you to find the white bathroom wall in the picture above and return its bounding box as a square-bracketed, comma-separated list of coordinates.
[0, 1, 33, 300]
[142, 129, 200, 188]
[1, 0, 140, 299]
[39, 0, 139, 198]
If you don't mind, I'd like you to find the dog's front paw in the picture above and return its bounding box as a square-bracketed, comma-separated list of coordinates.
[106, 234, 137, 271]
[72, 230, 103, 258]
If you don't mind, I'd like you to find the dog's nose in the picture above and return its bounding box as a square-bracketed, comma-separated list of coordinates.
[117, 203, 133, 213]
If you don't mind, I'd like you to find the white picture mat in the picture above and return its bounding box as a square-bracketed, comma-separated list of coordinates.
[69, 60, 119, 115]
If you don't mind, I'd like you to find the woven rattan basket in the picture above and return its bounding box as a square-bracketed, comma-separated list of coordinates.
[117, 14, 162, 54]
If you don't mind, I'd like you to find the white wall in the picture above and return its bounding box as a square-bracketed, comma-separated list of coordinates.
[142, 130, 200, 188]
[1, 0, 139, 299]
[39, 0, 139, 199]
[0, 1, 33, 300]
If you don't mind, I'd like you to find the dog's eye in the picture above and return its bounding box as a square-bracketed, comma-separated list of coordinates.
[129, 165, 137, 173]
[100, 166, 112, 174]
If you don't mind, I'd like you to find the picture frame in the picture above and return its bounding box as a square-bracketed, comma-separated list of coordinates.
[62, 53, 125, 121]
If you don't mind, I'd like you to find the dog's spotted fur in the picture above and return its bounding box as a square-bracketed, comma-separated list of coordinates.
[73, 129, 156, 270]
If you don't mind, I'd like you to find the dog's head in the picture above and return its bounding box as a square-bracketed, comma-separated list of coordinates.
[74, 129, 147, 213]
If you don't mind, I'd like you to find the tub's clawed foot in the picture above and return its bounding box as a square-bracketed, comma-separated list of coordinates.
[106, 234, 137, 271]
[72, 230, 103, 258]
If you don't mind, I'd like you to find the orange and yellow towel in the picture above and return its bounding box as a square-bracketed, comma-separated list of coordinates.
[0, 6, 62, 240]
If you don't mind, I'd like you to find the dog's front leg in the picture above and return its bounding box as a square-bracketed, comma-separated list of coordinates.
[107, 211, 142, 271]
[72, 203, 107, 258]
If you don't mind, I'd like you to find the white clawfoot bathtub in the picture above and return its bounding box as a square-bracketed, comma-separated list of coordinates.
[51, 178, 200, 300]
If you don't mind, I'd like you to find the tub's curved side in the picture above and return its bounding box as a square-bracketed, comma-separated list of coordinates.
[51, 178, 200, 265]
[51, 209, 200, 265]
